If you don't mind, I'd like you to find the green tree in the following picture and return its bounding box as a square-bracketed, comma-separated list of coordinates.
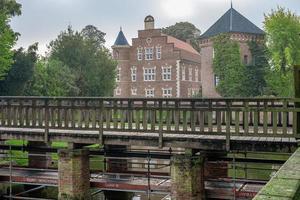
[264, 7, 300, 96]
[242, 41, 269, 97]
[49, 26, 116, 96]
[0, 13, 16, 80]
[0, 0, 21, 80]
[162, 22, 201, 52]
[213, 34, 246, 97]
[25, 59, 78, 96]
[81, 25, 106, 50]
[0, 43, 38, 95]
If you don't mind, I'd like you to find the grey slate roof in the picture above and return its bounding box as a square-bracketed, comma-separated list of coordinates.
[201, 8, 264, 39]
[114, 29, 129, 46]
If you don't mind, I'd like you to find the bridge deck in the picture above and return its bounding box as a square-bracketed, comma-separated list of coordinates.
[0, 127, 297, 152]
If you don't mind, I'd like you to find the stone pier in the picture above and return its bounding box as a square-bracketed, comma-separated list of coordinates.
[58, 148, 91, 200]
[171, 154, 205, 200]
[27, 141, 52, 168]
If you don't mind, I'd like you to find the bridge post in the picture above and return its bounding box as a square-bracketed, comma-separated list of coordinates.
[58, 148, 91, 200]
[295, 65, 300, 139]
[170, 153, 205, 200]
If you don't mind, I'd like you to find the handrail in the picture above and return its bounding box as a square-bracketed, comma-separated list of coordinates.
[0, 97, 298, 149]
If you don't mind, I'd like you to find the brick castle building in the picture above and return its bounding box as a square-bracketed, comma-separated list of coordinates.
[112, 15, 201, 98]
[113, 6, 264, 98]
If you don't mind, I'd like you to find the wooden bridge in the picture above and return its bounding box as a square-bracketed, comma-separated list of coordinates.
[0, 97, 299, 152]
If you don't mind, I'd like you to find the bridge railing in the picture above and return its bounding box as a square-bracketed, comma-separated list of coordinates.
[0, 97, 299, 146]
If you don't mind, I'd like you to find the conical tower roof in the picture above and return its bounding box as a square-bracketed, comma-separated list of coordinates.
[201, 7, 264, 39]
[114, 28, 129, 46]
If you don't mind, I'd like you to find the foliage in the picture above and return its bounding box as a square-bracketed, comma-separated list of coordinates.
[0, 0, 22, 17]
[0, 0, 21, 81]
[0, 13, 16, 80]
[25, 59, 78, 96]
[264, 7, 300, 97]
[212, 34, 246, 97]
[49, 26, 116, 96]
[0, 43, 38, 95]
[162, 22, 201, 52]
[242, 41, 269, 97]
[264, 7, 300, 72]
[81, 25, 106, 50]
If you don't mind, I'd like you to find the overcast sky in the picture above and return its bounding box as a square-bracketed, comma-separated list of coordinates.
[10, 0, 300, 55]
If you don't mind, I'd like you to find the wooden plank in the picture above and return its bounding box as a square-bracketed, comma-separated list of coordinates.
[243, 101, 249, 134]
[199, 111, 204, 133]
[263, 101, 268, 135]
[272, 111, 278, 135]
[282, 100, 288, 135]
[183, 110, 187, 132]
[216, 110, 221, 133]
[253, 110, 258, 135]
[235, 111, 240, 134]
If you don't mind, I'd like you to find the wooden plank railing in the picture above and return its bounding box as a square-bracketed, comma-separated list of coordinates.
[0, 97, 299, 146]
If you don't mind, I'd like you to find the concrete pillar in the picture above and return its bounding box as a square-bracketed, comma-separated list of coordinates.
[58, 149, 91, 200]
[27, 141, 52, 168]
[171, 154, 205, 200]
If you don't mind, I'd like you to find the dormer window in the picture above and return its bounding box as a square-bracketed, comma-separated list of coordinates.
[145, 47, 154, 60]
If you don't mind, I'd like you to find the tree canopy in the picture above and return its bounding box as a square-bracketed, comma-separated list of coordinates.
[0, 43, 38, 95]
[264, 7, 300, 96]
[48, 26, 117, 96]
[0, 0, 21, 80]
[162, 22, 201, 52]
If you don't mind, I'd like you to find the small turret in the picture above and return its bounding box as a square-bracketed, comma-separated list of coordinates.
[112, 27, 130, 60]
[113, 27, 129, 46]
[144, 15, 154, 30]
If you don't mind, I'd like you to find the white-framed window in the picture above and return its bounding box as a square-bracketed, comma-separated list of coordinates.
[145, 47, 154, 60]
[162, 66, 172, 81]
[212, 48, 215, 59]
[162, 88, 172, 98]
[137, 47, 143, 61]
[195, 68, 199, 82]
[214, 75, 220, 86]
[115, 87, 121, 95]
[131, 87, 137, 95]
[116, 67, 120, 82]
[145, 88, 155, 97]
[189, 68, 193, 81]
[181, 66, 186, 81]
[131, 66, 137, 82]
[156, 46, 161, 60]
[144, 67, 156, 81]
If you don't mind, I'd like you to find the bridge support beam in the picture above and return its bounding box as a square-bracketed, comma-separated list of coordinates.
[58, 149, 91, 200]
[171, 154, 205, 200]
[27, 141, 51, 168]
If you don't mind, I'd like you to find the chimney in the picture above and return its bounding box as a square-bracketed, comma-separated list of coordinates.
[144, 15, 155, 30]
